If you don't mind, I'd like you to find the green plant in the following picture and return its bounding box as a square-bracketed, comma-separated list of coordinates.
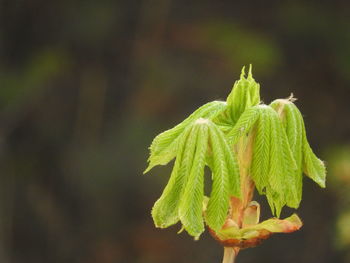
[144, 66, 326, 263]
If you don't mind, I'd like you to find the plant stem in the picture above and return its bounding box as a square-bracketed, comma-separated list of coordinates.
[222, 247, 238, 263]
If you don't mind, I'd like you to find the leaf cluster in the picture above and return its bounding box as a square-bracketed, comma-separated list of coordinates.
[145, 66, 326, 238]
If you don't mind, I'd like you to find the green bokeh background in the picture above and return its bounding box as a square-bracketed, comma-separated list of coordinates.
[0, 1, 350, 262]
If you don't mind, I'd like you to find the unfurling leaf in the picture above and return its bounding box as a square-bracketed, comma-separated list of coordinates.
[226, 65, 260, 124]
[205, 122, 240, 232]
[152, 118, 241, 238]
[270, 99, 326, 188]
[302, 128, 326, 188]
[227, 106, 260, 144]
[151, 125, 196, 228]
[230, 104, 300, 216]
[179, 122, 208, 237]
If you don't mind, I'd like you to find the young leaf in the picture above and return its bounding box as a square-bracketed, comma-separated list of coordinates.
[270, 99, 326, 188]
[251, 106, 298, 216]
[226, 65, 261, 124]
[270, 99, 303, 204]
[251, 106, 271, 194]
[283, 103, 303, 203]
[179, 121, 209, 238]
[216, 128, 241, 197]
[206, 122, 241, 232]
[151, 125, 197, 228]
[280, 119, 300, 209]
[145, 101, 227, 173]
[302, 126, 326, 188]
[265, 109, 286, 216]
[226, 106, 260, 145]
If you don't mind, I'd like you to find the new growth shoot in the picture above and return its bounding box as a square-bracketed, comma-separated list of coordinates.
[144, 66, 326, 263]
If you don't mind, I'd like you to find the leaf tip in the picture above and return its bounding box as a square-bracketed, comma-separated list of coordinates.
[248, 64, 253, 79]
[240, 66, 246, 79]
[143, 163, 154, 174]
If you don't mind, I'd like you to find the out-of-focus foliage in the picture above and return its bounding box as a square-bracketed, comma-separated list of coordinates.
[326, 146, 350, 262]
[0, 0, 349, 262]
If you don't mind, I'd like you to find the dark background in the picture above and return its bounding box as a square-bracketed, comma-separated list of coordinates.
[0, 0, 350, 262]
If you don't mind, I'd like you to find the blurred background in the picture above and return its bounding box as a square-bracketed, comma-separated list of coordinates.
[0, 0, 350, 262]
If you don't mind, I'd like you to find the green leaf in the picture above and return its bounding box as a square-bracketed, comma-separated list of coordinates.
[213, 123, 241, 197]
[227, 104, 301, 216]
[226, 65, 260, 123]
[251, 107, 271, 194]
[152, 117, 241, 237]
[280, 119, 300, 209]
[270, 99, 326, 188]
[145, 101, 227, 173]
[283, 103, 303, 203]
[247, 105, 298, 216]
[265, 109, 286, 216]
[151, 125, 198, 228]
[270, 99, 303, 204]
[302, 126, 326, 188]
[205, 122, 241, 232]
[265, 188, 283, 217]
[179, 121, 209, 238]
[227, 106, 260, 145]
[269, 108, 300, 215]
